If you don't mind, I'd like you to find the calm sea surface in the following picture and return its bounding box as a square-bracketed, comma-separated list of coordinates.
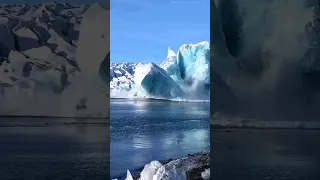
[110, 99, 210, 179]
[211, 128, 320, 180]
[0, 118, 109, 180]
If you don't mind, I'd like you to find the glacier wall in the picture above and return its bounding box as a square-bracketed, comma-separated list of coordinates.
[160, 41, 210, 100]
[211, 0, 320, 121]
[0, 2, 110, 117]
[134, 63, 185, 99]
[61, 2, 110, 117]
[110, 41, 210, 100]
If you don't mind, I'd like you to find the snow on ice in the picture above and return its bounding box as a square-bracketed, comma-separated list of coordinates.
[110, 41, 210, 100]
[0, 2, 110, 117]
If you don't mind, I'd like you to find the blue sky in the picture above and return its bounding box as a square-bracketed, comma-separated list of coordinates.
[7, 0, 209, 64]
[111, 0, 209, 64]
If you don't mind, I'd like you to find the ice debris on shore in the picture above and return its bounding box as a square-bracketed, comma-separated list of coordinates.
[113, 152, 210, 180]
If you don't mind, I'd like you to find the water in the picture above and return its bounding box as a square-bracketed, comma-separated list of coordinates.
[0, 118, 109, 180]
[211, 128, 320, 180]
[110, 99, 210, 179]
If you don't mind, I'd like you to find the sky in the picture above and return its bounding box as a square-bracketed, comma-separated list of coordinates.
[6, 0, 209, 64]
[111, 0, 210, 64]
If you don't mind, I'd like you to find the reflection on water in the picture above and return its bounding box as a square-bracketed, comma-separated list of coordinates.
[133, 135, 153, 149]
[0, 119, 109, 180]
[110, 99, 210, 179]
[211, 128, 320, 180]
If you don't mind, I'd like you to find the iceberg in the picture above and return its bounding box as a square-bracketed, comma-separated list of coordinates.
[159, 42, 210, 99]
[133, 63, 185, 99]
[160, 42, 210, 96]
[111, 41, 211, 100]
[176, 41, 210, 87]
[159, 47, 181, 81]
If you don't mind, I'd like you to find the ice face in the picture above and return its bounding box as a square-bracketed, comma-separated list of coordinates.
[211, 0, 320, 122]
[211, 69, 238, 115]
[159, 41, 210, 100]
[110, 41, 211, 100]
[160, 42, 210, 86]
[0, 3, 110, 117]
[177, 41, 210, 86]
[159, 47, 181, 81]
[61, 2, 110, 117]
[133, 63, 185, 99]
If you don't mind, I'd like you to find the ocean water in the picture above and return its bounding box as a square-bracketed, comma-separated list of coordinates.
[0, 118, 109, 180]
[110, 99, 210, 179]
[211, 128, 320, 180]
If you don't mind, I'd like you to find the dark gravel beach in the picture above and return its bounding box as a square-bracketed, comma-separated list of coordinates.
[131, 152, 210, 180]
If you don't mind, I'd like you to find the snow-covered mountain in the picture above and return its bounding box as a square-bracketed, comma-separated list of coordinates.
[0, 2, 110, 117]
[110, 41, 210, 100]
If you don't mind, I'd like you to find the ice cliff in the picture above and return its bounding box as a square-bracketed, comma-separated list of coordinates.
[134, 63, 185, 99]
[211, 0, 320, 122]
[0, 2, 110, 117]
[160, 41, 210, 99]
[110, 41, 210, 100]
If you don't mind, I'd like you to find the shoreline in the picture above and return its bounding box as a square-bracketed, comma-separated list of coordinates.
[0, 118, 109, 127]
[115, 152, 210, 180]
[110, 97, 210, 103]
